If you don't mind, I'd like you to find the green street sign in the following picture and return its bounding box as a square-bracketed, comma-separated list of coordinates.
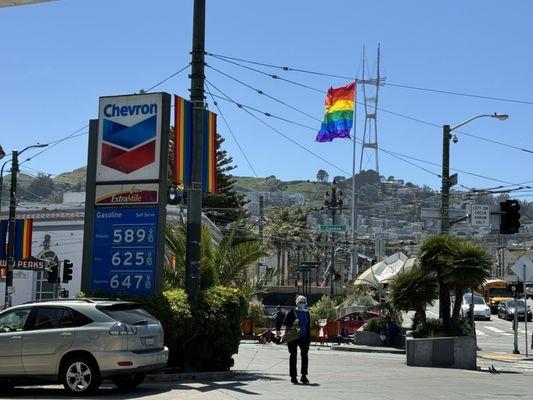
[319, 225, 347, 232]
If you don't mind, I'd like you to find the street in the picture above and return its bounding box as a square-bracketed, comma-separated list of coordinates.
[3, 342, 533, 400]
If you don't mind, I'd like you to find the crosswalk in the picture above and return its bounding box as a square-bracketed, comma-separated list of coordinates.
[475, 325, 529, 336]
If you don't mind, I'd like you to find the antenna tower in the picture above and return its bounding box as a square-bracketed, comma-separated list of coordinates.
[359, 45, 386, 174]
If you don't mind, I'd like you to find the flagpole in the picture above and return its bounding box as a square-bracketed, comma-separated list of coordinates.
[350, 78, 358, 280]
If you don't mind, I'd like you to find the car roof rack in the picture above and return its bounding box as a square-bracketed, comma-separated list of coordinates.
[22, 298, 97, 305]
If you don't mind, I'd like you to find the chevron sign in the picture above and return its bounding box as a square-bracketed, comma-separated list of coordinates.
[97, 93, 164, 182]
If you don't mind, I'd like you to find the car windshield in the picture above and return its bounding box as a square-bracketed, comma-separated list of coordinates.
[464, 295, 485, 305]
[508, 300, 526, 308]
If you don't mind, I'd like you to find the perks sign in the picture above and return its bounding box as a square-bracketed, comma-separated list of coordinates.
[95, 183, 159, 206]
[97, 93, 164, 182]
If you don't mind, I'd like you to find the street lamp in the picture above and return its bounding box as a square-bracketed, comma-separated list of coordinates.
[4, 143, 48, 309]
[441, 113, 508, 234]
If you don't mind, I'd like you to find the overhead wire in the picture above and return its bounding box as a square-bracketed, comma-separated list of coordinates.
[207, 52, 533, 106]
[207, 55, 533, 155]
[204, 72, 522, 185]
[204, 84, 259, 178]
[205, 79, 351, 176]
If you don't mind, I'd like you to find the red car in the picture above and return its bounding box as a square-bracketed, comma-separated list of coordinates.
[335, 311, 385, 336]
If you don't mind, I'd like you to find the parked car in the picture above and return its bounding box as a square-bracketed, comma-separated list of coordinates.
[460, 294, 491, 320]
[498, 299, 532, 322]
[335, 311, 384, 336]
[0, 299, 168, 395]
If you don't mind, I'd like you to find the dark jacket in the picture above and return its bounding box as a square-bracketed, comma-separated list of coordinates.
[284, 308, 311, 338]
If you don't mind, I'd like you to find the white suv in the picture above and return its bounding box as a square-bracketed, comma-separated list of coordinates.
[0, 299, 168, 395]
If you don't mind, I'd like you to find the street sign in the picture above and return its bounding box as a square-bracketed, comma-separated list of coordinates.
[511, 256, 533, 282]
[471, 204, 490, 227]
[0, 257, 48, 271]
[90, 207, 158, 295]
[319, 225, 347, 232]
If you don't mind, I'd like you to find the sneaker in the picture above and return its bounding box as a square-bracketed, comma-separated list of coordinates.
[291, 377, 299, 384]
[300, 376, 309, 384]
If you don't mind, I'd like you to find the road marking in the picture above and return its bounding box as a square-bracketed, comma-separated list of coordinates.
[484, 326, 512, 335]
[475, 330, 486, 336]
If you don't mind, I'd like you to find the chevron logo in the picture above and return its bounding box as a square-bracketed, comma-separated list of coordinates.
[101, 115, 157, 174]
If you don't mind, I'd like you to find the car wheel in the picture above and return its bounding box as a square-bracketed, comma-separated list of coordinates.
[61, 356, 100, 395]
[111, 373, 146, 391]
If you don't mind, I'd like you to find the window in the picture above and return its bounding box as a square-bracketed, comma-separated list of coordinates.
[0, 308, 31, 332]
[31, 307, 81, 330]
[70, 308, 93, 327]
[97, 305, 157, 325]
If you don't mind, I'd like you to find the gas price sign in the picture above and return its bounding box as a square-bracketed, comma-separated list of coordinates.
[91, 207, 158, 295]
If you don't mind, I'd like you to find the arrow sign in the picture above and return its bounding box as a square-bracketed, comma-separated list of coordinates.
[511, 255, 533, 282]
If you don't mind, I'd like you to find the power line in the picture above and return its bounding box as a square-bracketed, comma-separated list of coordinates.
[207, 64, 322, 123]
[207, 52, 533, 106]
[205, 80, 351, 176]
[207, 56, 533, 155]
[204, 69, 525, 185]
[144, 64, 190, 93]
[204, 84, 259, 178]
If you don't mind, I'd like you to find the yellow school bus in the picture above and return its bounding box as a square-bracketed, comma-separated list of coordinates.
[483, 279, 513, 313]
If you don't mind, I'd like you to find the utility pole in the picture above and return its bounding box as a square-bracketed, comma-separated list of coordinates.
[440, 124, 451, 234]
[4, 150, 19, 308]
[185, 0, 206, 299]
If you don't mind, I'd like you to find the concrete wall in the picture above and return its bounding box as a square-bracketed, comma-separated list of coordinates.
[406, 336, 476, 370]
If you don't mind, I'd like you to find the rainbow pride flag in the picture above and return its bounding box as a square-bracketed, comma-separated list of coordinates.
[316, 82, 356, 142]
[173, 95, 217, 193]
[0, 218, 33, 260]
[14, 219, 33, 260]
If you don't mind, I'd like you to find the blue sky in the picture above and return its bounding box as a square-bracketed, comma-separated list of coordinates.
[1, 0, 532, 195]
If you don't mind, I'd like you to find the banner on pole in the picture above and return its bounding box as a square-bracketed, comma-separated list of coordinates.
[173, 95, 217, 192]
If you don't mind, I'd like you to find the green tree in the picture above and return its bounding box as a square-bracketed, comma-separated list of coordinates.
[202, 135, 248, 226]
[27, 173, 54, 200]
[389, 267, 438, 327]
[446, 241, 492, 322]
[164, 223, 267, 293]
[316, 169, 329, 183]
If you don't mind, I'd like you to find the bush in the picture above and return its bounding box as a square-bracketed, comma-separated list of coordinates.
[90, 286, 246, 372]
[362, 317, 386, 333]
[412, 317, 472, 338]
[247, 300, 266, 327]
[309, 295, 337, 328]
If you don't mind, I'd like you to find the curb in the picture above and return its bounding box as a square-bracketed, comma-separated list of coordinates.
[146, 370, 234, 383]
[331, 345, 405, 355]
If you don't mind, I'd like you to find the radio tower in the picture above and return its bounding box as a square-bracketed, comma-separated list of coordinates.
[359, 45, 385, 174]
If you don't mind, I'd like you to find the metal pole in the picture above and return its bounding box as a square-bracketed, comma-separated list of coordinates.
[185, 0, 206, 299]
[330, 209, 336, 297]
[0, 174, 3, 213]
[350, 88, 358, 280]
[4, 150, 18, 309]
[257, 195, 264, 276]
[524, 265, 529, 357]
[513, 289, 520, 354]
[441, 125, 451, 234]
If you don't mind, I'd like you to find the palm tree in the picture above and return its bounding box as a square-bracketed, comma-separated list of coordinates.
[446, 241, 493, 322]
[418, 235, 459, 332]
[164, 224, 267, 292]
[389, 267, 438, 327]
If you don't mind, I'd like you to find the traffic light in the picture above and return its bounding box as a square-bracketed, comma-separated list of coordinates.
[47, 264, 58, 284]
[62, 259, 73, 283]
[500, 200, 521, 234]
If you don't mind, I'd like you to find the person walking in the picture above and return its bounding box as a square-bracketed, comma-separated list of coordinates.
[284, 295, 311, 384]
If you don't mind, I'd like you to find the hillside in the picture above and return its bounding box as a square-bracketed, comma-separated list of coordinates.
[53, 166, 87, 189]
